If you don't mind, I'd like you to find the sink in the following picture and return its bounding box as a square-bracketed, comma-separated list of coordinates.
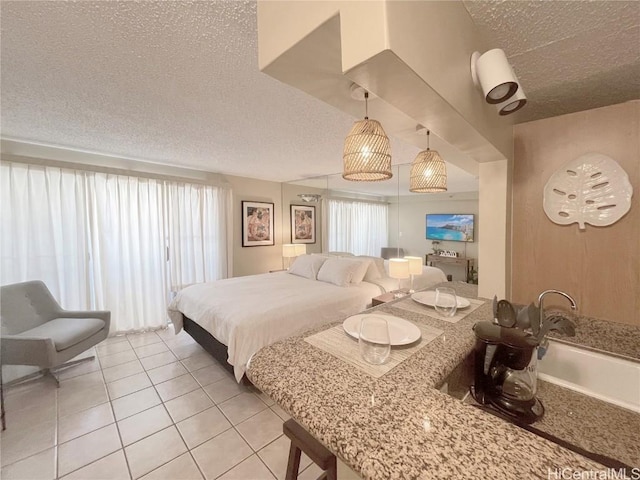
[538, 339, 640, 413]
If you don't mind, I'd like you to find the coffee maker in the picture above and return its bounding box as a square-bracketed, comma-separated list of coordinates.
[470, 321, 544, 424]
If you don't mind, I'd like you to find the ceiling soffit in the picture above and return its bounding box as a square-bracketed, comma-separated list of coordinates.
[258, 1, 514, 173]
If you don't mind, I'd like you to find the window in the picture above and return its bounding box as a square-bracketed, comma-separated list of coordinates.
[326, 198, 388, 256]
[0, 162, 231, 333]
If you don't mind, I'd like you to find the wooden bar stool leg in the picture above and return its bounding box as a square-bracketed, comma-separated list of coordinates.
[326, 456, 337, 480]
[283, 419, 337, 480]
[285, 442, 302, 480]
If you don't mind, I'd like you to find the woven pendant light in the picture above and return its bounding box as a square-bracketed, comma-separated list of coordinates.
[410, 130, 447, 193]
[343, 91, 392, 182]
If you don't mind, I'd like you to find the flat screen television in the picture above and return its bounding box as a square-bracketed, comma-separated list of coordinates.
[426, 214, 474, 242]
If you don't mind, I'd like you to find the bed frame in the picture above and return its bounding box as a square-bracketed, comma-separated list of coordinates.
[182, 315, 251, 384]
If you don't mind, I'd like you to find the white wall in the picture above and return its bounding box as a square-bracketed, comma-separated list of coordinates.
[388, 192, 479, 281]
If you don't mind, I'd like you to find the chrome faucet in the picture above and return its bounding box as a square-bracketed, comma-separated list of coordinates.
[537, 289, 578, 327]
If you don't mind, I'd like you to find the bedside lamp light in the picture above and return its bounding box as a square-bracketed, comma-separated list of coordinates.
[404, 256, 423, 293]
[388, 258, 410, 298]
[282, 244, 297, 270]
[294, 244, 306, 256]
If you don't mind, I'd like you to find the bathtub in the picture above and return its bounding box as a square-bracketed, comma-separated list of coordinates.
[537, 339, 640, 413]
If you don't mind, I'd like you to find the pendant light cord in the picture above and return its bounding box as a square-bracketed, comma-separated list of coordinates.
[397, 166, 400, 257]
[364, 91, 369, 120]
[427, 130, 431, 151]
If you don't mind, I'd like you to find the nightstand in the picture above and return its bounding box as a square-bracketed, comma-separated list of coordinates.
[372, 292, 398, 306]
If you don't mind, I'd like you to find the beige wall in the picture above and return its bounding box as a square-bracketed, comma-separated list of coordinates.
[478, 160, 510, 299]
[281, 183, 324, 255]
[512, 101, 639, 326]
[224, 175, 284, 277]
[388, 193, 479, 281]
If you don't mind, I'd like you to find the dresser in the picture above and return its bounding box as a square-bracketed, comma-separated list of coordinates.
[426, 254, 476, 282]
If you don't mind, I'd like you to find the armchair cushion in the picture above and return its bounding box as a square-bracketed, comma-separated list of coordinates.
[16, 317, 105, 352]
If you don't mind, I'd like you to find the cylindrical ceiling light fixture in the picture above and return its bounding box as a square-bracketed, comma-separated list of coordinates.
[343, 88, 392, 182]
[496, 85, 527, 115]
[409, 130, 447, 193]
[471, 49, 518, 104]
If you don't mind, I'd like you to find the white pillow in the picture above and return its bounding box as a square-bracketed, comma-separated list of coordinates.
[317, 257, 369, 287]
[288, 255, 327, 280]
[357, 255, 385, 282]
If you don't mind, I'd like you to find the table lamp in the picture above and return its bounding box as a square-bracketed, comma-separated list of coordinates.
[388, 258, 410, 298]
[294, 244, 306, 256]
[282, 244, 297, 270]
[404, 256, 423, 294]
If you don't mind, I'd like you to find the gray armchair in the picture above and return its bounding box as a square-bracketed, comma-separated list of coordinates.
[1, 280, 110, 387]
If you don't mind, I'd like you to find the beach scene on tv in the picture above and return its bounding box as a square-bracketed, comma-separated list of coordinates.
[426, 214, 474, 242]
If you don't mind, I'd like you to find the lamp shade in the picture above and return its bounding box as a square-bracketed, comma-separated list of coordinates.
[404, 256, 423, 275]
[294, 244, 306, 256]
[282, 244, 297, 258]
[409, 149, 447, 193]
[343, 119, 392, 182]
[388, 258, 410, 279]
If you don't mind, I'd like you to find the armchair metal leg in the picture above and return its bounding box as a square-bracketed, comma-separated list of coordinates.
[3, 355, 96, 389]
[52, 355, 96, 372]
[3, 370, 49, 388]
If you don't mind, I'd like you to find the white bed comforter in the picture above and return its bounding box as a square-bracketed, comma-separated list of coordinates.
[167, 272, 383, 381]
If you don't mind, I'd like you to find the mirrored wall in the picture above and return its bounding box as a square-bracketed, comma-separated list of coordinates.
[282, 164, 480, 281]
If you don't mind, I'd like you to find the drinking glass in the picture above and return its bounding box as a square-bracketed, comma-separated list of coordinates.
[434, 287, 457, 317]
[359, 316, 391, 365]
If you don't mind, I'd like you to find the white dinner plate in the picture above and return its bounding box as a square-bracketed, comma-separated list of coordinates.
[411, 291, 471, 309]
[342, 314, 421, 346]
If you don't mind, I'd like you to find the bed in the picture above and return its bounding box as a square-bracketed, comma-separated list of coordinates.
[168, 254, 447, 382]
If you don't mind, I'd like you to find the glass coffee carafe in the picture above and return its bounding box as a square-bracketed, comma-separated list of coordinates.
[472, 322, 544, 424]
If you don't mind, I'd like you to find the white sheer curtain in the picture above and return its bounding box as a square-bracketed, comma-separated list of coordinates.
[326, 198, 388, 256]
[165, 182, 231, 291]
[86, 173, 168, 333]
[0, 163, 90, 309]
[1, 161, 231, 334]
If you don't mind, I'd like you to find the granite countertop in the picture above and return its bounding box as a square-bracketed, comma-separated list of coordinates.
[247, 282, 619, 479]
[546, 311, 640, 360]
[533, 381, 639, 467]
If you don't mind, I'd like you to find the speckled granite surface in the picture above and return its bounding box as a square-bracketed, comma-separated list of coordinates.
[534, 381, 640, 467]
[247, 282, 612, 479]
[547, 311, 640, 360]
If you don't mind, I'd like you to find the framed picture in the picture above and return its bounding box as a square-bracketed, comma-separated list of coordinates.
[291, 204, 316, 244]
[242, 201, 275, 247]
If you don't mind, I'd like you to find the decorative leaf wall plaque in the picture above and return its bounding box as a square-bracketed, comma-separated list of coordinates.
[543, 153, 633, 230]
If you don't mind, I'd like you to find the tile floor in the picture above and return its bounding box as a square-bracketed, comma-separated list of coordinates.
[0, 326, 361, 480]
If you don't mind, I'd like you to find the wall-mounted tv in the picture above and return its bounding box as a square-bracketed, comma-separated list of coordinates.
[426, 214, 474, 242]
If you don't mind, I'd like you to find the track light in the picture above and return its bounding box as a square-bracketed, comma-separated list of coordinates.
[471, 49, 524, 108]
[496, 85, 527, 115]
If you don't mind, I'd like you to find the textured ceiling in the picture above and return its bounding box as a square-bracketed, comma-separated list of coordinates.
[2, 1, 637, 187]
[463, 0, 640, 123]
[0, 0, 434, 186]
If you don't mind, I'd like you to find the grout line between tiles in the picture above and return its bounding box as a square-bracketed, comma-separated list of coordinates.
[156, 328, 209, 480]
[98, 336, 133, 480]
